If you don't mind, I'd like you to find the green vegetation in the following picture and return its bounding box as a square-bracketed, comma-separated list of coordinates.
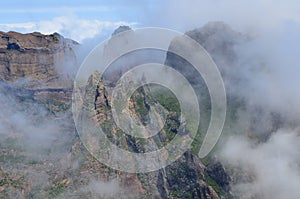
[191, 130, 204, 155]
[131, 89, 150, 123]
[48, 182, 66, 198]
[0, 172, 25, 189]
[150, 84, 181, 114]
[28, 182, 67, 198]
[136, 95, 148, 117]
[204, 174, 225, 197]
[36, 98, 70, 112]
[101, 120, 113, 133]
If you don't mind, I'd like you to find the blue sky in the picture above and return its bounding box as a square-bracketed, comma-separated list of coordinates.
[1, 0, 300, 42]
[0, 0, 156, 23]
[0, 0, 160, 42]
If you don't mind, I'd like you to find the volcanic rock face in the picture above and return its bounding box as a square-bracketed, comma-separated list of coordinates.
[0, 31, 77, 81]
[0, 31, 78, 111]
[74, 71, 229, 199]
[112, 25, 132, 36]
[0, 26, 233, 198]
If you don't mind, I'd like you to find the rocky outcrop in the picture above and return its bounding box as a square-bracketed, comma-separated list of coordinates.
[0, 26, 234, 198]
[112, 26, 132, 36]
[0, 31, 78, 111]
[72, 70, 231, 198]
[206, 160, 232, 193]
[0, 31, 77, 81]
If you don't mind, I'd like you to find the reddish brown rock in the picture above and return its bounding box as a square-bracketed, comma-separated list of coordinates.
[0, 31, 78, 111]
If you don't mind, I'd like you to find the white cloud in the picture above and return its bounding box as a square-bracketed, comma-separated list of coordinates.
[0, 22, 36, 30]
[154, 0, 300, 33]
[0, 16, 137, 42]
[221, 130, 300, 199]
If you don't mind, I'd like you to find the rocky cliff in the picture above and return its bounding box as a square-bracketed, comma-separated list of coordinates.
[0, 31, 77, 112]
[71, 70, 232, 198]
[0, 27, 233, 198]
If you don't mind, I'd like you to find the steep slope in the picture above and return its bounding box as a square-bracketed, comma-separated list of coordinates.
[71, 71, 231, 198]
[0, 26, 233, 198]
[0, 31, 78, 198]
[0, 31, 77, 112]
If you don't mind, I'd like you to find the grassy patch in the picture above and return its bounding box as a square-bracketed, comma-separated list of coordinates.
[101, 120, 113, 134]
[37, 98, 70, 112]
[47, 180, 68, 198]
[150, 85, 180, 114]
[204, 174, 225, 197]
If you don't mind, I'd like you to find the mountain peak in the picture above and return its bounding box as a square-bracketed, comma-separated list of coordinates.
[112, 25, 132, 36]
